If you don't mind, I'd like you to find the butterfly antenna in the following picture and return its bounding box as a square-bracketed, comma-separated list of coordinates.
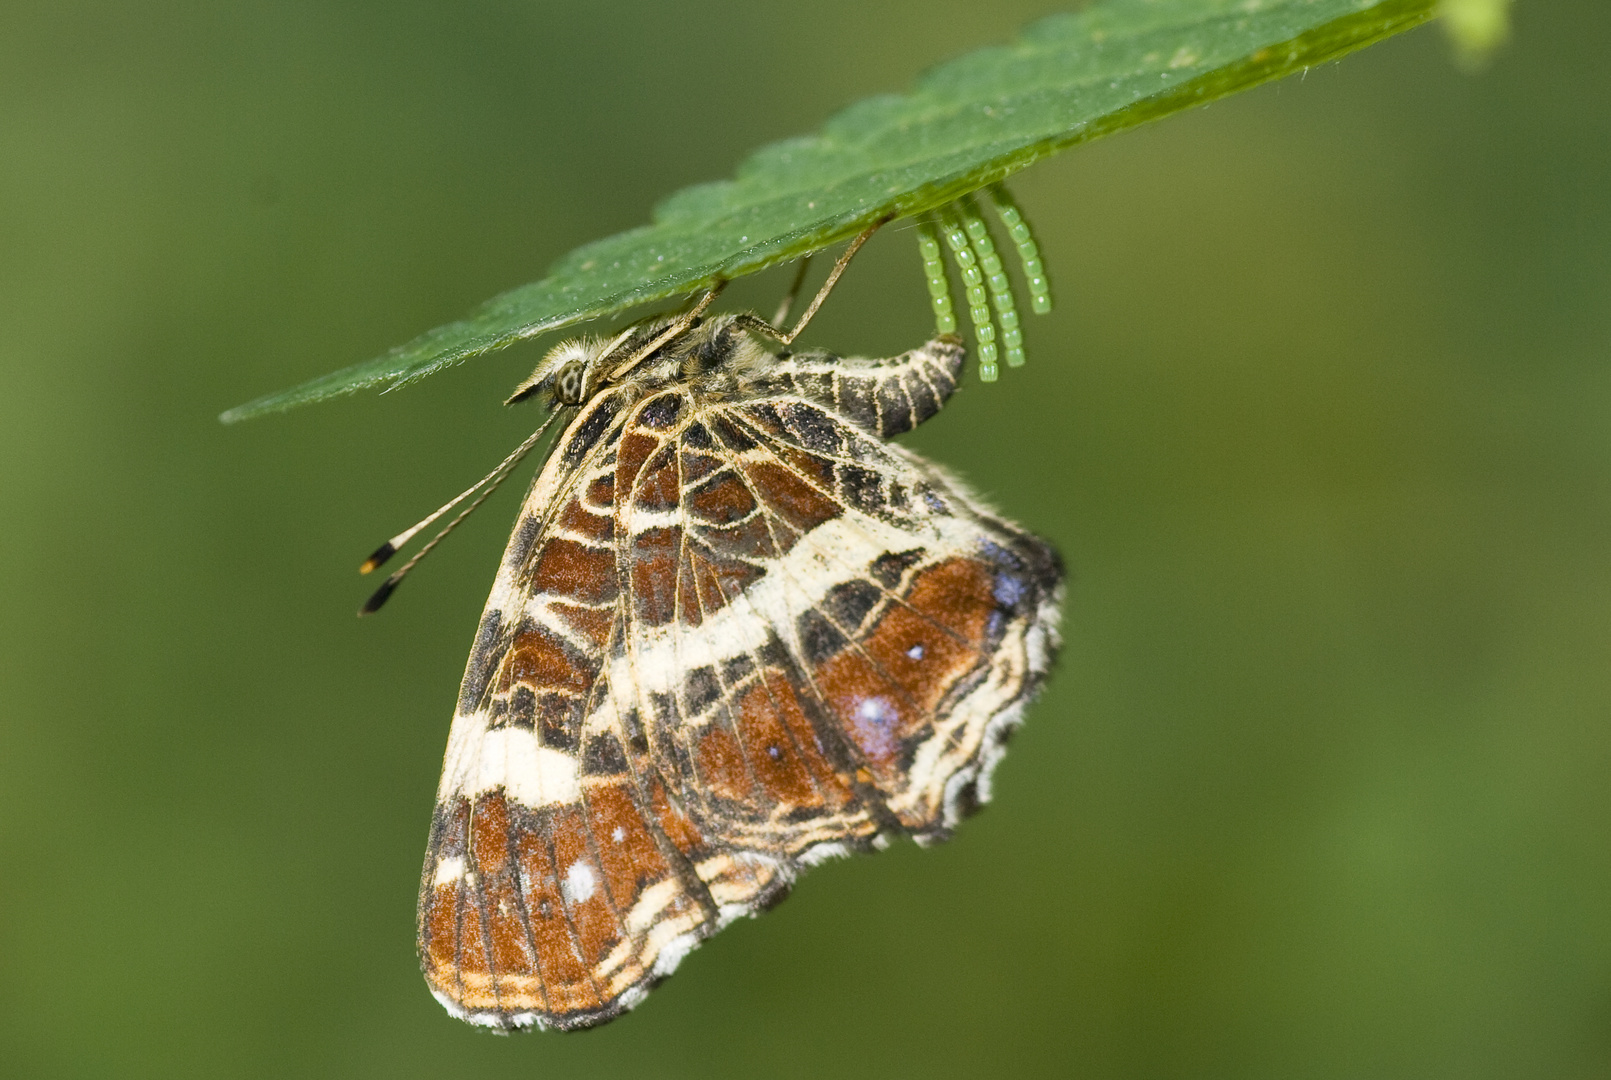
[358, 412, 560, 615]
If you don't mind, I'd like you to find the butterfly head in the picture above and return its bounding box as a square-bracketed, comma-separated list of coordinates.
[504, 333, 623, 408]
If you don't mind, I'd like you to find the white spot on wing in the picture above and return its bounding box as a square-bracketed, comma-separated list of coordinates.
[561, 860, 597, 904]
[432, 856, 466, 888]
[855, 696, 896, 724]
[851, 695, 899, 758]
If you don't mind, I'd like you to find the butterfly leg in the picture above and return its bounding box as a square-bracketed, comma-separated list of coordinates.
[731, 216, 891, 349]
[771, 255, 813, 327]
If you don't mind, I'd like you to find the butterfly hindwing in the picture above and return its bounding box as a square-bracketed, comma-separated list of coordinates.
[719, 348, 1062, 835]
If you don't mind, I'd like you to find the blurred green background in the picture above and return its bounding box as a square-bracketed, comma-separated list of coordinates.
[3, 1, 1608, 1076]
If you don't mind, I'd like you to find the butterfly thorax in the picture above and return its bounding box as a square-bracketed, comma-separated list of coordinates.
[511, 314, 779, 416]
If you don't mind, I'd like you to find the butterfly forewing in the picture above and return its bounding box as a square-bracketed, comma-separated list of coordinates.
[419, 330, 1063, 1031]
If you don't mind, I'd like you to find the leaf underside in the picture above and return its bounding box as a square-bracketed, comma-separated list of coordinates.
[221, 0, 1435, 424]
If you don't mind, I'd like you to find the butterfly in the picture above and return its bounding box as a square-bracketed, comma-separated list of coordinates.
[369, 247, 1064, 1031]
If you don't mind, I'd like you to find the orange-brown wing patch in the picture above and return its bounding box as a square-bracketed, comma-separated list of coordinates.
[808, 557, 997, 823]
[420, 777, 737, 1031]
[710, 396, 1064, 838]
[667, 637, 878, 856]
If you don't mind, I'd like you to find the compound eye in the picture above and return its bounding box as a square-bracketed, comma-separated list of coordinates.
[554, 360, 588, 404]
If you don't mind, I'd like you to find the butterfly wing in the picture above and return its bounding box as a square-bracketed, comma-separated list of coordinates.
[618, 337, 1063, 852]
[418, 389, 726, 1031]
[418, 336, 1063, 1032]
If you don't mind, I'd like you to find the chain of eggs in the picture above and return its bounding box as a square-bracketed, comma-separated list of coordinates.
[913, 185, 1052, 383]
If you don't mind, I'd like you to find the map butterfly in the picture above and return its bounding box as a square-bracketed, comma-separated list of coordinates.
[381, 255, 1065, 1031]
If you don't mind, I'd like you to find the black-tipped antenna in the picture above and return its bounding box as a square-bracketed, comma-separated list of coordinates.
[359, 573, 400, 615]
[359, 415, 561, 576]
[358, 411, 561, 615]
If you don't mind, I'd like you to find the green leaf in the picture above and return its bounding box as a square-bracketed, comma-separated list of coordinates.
[221, 0, 1436, 424]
